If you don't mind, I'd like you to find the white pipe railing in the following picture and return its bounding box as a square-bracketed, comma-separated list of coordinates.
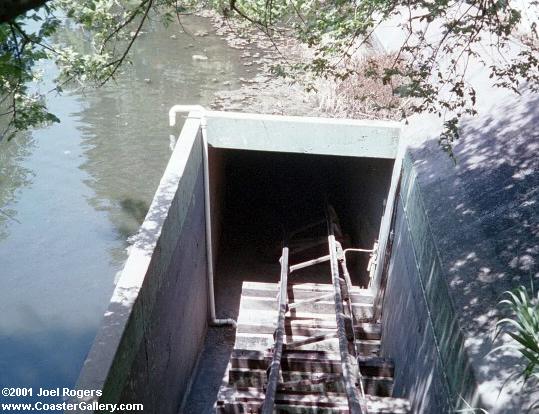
[169, 105, 236, 328]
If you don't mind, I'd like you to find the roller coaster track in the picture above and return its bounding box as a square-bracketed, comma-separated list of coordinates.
[216, 206, 410, 414]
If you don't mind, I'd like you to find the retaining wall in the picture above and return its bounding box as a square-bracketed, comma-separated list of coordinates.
[380, 153, 478, 413]
[75, 118, 209, 413]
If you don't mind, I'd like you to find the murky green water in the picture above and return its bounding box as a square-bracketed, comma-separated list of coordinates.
[0, 15, 248, 403]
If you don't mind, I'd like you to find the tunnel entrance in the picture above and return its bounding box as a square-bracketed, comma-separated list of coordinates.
[182, 147, 396, 412]
[77, 110, 403, 413]
[213, 148, 395, 288]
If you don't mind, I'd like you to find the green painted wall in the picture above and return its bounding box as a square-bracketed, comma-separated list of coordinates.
[380, 153, 480, 413]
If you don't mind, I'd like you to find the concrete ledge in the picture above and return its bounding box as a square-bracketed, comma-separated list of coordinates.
[205, 111, 401, 159]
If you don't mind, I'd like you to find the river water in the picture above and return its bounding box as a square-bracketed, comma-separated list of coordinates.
[0, 15, 250, 404]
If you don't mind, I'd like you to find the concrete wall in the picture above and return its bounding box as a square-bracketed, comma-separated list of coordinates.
[401, 91, 539, 414]
[375, 13, 538, 414]
[209, 147, 227, 264]
[336, 158, 394, 286]
[75, 118, 209, 413]
[343, 158, 394, 249]
[117, 165, 208, 412]
[204, 110, 402, 294]
[380, 153, 478, 413]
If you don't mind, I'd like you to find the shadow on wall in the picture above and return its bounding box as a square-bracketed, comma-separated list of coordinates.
[382, 201, 456, 413]
[407, 86, 538, 411]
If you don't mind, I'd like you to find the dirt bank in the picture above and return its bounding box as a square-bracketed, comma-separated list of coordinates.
[193, 10, 322, 116]
[198, 10, 404, 121]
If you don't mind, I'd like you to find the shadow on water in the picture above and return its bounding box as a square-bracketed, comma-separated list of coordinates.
[114, 198, 151, 243]
[0, 133, 36, 239]
[406, 84, 538, 411]
[120, 198, 150, 225]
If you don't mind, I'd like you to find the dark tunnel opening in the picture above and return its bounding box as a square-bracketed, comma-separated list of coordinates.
[211, 147, 395, 289]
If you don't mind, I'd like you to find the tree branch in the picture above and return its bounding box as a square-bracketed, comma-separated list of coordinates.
[99, 0, 154, 86]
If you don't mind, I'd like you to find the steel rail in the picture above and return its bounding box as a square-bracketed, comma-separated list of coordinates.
[327, 218, 367, 414]
[338, 242, 368, 402]
[260, 207, 371, 414]
[261, 246, 289, 414]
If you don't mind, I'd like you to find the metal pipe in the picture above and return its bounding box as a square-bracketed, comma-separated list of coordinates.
[201, 117, 236, 327]
[289, 254, 330, 273]
[343, 248, 374, 254]
[168, 104, 206, 127]
[169, 105, 236, 328]
[342, 244, 378, 286]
